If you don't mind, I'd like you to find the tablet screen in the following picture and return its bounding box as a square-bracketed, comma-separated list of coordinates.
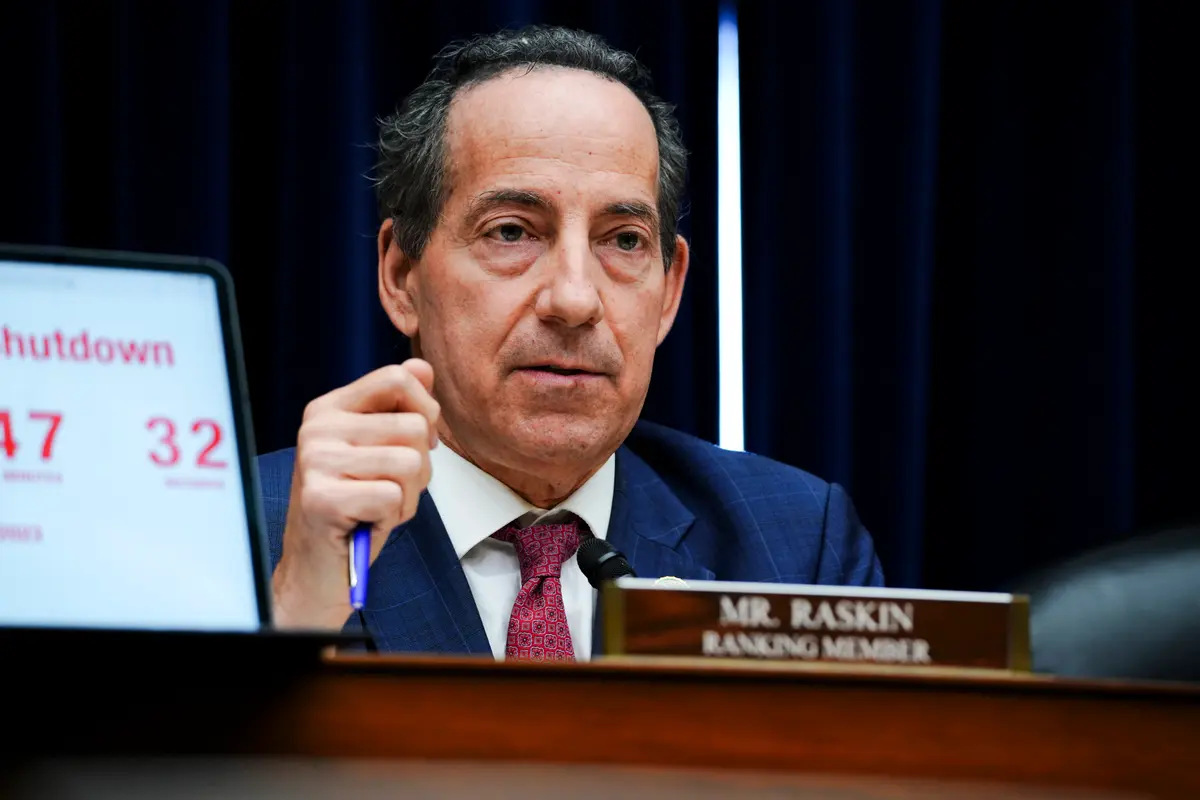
[0, 256, 263, 631]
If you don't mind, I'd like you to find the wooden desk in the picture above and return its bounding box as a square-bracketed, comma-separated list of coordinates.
[3, 630, 1198, 798]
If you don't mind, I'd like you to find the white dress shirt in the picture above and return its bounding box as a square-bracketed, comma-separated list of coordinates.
[426, 441, 615, 661]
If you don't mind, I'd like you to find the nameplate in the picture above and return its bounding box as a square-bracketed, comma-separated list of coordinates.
[602, 578, 1030, 671]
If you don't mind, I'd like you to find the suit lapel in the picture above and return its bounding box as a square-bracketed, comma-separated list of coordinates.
[593, 446, 713, 656]
[359, 491, 491, 656]
[354, 446, 709, 657]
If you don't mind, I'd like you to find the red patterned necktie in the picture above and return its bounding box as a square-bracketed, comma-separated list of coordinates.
[492, 519, 580, 662]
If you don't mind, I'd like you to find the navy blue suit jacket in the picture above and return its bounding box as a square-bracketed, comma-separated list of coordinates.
[256, 420, 885, 655]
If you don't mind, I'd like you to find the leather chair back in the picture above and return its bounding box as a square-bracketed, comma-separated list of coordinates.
[1014, 526, 1200, 682]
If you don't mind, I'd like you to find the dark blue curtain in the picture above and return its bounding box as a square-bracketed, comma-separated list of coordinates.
[740, 0, 944, 590]
[740, 0, 1198, 589]
[3, 1, 1196, 592]
[0, 0, 719, 453]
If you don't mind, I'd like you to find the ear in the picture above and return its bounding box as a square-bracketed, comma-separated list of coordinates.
[656, 235, 690, 346]
[378, 218, 420, 338]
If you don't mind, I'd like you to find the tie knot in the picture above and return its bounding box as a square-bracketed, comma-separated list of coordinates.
[493, 519, 581, 582]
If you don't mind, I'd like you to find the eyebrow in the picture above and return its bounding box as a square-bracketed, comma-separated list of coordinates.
[603, 201, 659, 230]
[463, 189, 554, 229]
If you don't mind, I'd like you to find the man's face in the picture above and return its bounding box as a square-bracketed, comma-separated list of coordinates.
[380, 67, 688, 480]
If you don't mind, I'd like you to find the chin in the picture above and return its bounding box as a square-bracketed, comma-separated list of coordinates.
[506, 413, 627, 466]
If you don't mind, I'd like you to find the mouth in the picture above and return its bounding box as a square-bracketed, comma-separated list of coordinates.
[523, 365, 597, 376]
[514, 365, 609, 383]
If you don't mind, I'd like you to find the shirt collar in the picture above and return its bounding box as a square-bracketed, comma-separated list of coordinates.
[426, 440, 616, 561]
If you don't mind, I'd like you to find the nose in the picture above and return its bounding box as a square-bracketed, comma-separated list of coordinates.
[534, 230, 604, 328]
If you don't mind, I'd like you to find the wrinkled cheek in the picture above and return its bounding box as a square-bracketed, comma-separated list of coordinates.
[625, 336, 658, 389]
[423, 318, 487, 404]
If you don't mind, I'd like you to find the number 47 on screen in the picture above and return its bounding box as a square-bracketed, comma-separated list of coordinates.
[0, 410, 227, 469]
[0, 410, 62, 459]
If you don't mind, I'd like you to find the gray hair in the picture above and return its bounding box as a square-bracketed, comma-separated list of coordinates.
[372, 25, 689, 267]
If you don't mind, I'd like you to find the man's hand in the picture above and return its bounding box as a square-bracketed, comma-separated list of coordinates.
[272, 360, 439, 629]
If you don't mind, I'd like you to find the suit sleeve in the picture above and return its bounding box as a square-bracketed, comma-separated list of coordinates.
[254, 451, 293, 573]
[817, 482, 886, 586]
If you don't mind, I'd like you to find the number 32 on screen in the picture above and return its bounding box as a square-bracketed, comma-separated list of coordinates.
[147, 417, 227, 469]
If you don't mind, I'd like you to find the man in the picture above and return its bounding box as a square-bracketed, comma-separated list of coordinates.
[259, 25, 884, 658]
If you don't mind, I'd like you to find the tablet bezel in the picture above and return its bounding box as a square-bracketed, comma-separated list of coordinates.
[0, 242, 274, 630]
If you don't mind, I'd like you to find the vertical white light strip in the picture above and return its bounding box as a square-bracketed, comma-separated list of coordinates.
[717, 6, 744, 451]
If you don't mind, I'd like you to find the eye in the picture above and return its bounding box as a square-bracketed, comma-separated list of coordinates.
[489, 223, 529, 243]
[614, 231, 643, 252]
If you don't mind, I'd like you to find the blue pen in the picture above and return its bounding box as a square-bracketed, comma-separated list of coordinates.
[349, 522, 371, 609]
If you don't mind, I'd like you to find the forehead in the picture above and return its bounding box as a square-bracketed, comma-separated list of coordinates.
[443, 67, 660, 206]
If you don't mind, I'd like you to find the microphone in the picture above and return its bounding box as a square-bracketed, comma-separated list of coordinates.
[576, 533, 636, 589]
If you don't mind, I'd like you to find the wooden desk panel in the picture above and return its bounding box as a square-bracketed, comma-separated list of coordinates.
[260, 655, 1199, 797]
[4, 631, 1198, 798]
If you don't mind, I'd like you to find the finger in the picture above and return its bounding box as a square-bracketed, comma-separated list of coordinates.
[329, 445, 430, 489]
[397, 360, 439, 448]
[401, 358, 435, 393]
[397, 469, 423, 526]
[300, 475, 405, 534]
[314, 363, 441, 422]
[310, 412, 431, 448]
[336, 447, 426, 525]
